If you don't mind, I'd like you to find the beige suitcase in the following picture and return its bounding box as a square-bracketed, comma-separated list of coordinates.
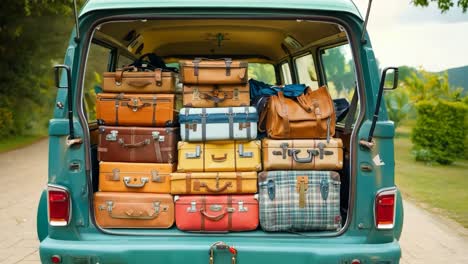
[262, 138, 343, 170]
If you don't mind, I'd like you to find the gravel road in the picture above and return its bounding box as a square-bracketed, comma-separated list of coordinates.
[0, 139, 467, 263]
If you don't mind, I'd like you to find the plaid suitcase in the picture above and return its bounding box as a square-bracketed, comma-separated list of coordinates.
[258, 171, 341, 232]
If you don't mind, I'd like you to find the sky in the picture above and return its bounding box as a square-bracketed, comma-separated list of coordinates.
[353, 0, 468, 72]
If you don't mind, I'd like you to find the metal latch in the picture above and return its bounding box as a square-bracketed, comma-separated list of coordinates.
[152, 131, 165, 142]
[187, 201, 197, 213]
[106, 130, 118, 141]
[238, 144, 253, 158]
[185, 145, 201, 159]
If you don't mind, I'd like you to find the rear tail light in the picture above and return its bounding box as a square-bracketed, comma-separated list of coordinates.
[48, 184, 71, 226]
[374, 188, 396, 229]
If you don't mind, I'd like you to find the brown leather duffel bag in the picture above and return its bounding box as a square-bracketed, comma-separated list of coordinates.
[102, 67, 177, 94]
[261, 86, 335, 139]
[179, 58, 248, 84]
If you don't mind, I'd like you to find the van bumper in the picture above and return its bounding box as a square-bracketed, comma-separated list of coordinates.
[40, 236, 401, 264]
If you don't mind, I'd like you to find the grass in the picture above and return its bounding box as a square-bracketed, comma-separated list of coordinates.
[394, 125, 468, 228]
[0, 134, 46, 154]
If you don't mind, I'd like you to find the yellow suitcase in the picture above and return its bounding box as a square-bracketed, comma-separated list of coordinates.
[171, 172, 257, 194]
[177, 141, 261, 172]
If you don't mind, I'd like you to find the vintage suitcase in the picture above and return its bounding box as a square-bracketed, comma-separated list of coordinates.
[177, 141, 262, 172]
[96, 93, 177, 127]
[261, 86, 335, 139]
[182, 84, 250, 107]
[102, 68, 177, 94]
[179, 58, 248, 84]
[174, 195, 258, 232]
[98, 126, 178, 163]
[262, 138, 343, 171]
[258, 171, 341, 232]
[179, 107, 258, 142]
[99, 162, 175, 193]
[94, 192, 174, 228]
[171, 172, 257, 195]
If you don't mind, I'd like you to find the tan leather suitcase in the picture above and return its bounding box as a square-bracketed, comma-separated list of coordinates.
[96, 93, 177, 127]
[99, 162, 175, 193]
[183, 84, 250, 107]
[94, 192, 174, 228]
[102, 68, 177, 94]
[262, 138, 343, 170]
[179, 58, 248, 84]
[97, 126, 179, 163]
[171, 172, 257, 195]
[177, 141, 262, 172]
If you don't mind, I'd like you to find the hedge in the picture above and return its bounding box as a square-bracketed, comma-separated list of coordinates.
[411, 100, 468, 164]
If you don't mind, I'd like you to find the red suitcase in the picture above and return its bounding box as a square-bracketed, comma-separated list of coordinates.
[174, 195, 258, 232]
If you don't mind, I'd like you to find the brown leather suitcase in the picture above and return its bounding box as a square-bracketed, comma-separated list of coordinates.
[262, 138, 343, 170]
[99, 162, 175, 193]
[171, 172, 257, 194]
[179, 58, 248, 84]
[94, 192, 174, 228]
[102, 68, 177, 94]
[98, 126, 179, 163]
[96, 93, 177, 127]
[183, 84, 250, 107]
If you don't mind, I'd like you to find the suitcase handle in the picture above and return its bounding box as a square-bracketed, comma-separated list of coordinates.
[199, 182, 232, 193]
[118, 138, 151, 148]
[106, 201, 161, 220]
[290, 149, 317, 163]
[127, 80, 152, 88]
[123, 177, 149, 188]
[200, 208, 229, 221]
[211, 154, 228, 162]
[199, 93, 227, 103]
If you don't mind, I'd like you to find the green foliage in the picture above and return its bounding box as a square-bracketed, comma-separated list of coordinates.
[384, 89, 411, 128]
[321, 45, 355, 96]
[411, 100, 467, 165]
[0, 1, 84, 139]
[248, 63, 276, 84]
[412, 0, 468, 12]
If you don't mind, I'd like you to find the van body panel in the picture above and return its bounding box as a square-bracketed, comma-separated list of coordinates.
[39, 1, 402, 262]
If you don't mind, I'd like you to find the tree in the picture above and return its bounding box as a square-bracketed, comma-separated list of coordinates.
[321, 47, 355, 95]
[411, 0, 468, 13]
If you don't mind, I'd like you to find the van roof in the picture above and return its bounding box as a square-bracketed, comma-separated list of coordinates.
[80, 0, 363, 19]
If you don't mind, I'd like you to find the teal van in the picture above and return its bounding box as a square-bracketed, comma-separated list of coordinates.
[37, 0, 404, 263]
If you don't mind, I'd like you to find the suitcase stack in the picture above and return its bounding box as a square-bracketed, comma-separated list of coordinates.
[94, 66, 179, 228]
[172, 58, 261, 232]
[258, 88, 344, 232]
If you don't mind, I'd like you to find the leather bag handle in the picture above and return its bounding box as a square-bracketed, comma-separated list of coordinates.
[211, 154, 228, 162]
[114, 66, 137, 84]
[106, 201, 160, 220]
[127, 80, 152, 88]
[199, 208, 228, 221]
[199, 182, 232, 193]
[118, 138, 150, 148]
[154, 68, 163, 86]
[199, 92, 226, 103]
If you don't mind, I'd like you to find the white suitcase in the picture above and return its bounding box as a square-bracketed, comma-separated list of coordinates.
[179, 107, 258, 142]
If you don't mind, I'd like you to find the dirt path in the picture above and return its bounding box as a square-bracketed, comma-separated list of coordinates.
[0, 139, 467, 263]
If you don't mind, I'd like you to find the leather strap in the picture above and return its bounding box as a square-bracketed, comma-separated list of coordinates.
[245, 106, 251, 139]
[152, 96, 157, 126]
[228, 107, 234, 140]
[154, 68, 163, 86]
[227, 195, 232, 230]
[114, 93, 124, 126]
[186, 173, 192, 194]
[184, 108, 190, 141]
[277, 92, 291, 137]
[201, 108, 207, 142]
[236, 172, 242, 193]
[153, 137, 163, 163]
[201, 196, 206, 230]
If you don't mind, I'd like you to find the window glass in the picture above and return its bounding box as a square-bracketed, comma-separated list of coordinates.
[321, 44, 356, 101]
[84, 43, 111, 121]
[117, 54, 134, 68]
[295, 54, 319, 89]
[248, 63, 276, 84]
[280, 62, 292, 85]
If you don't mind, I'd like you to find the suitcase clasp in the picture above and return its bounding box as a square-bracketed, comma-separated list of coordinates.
[320, 176, 330, 201]
[296, 176, 309, 208]
[152, 131, 165, 142]
[317, 142, 334, 160]
[187, 201, 197, 213]
[267, 179, 275, 200]
[106, 130, 118, 141]
[238, 201, 248, 212]
[185, 145, 201, 159]
[238, 144, 253, 158]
